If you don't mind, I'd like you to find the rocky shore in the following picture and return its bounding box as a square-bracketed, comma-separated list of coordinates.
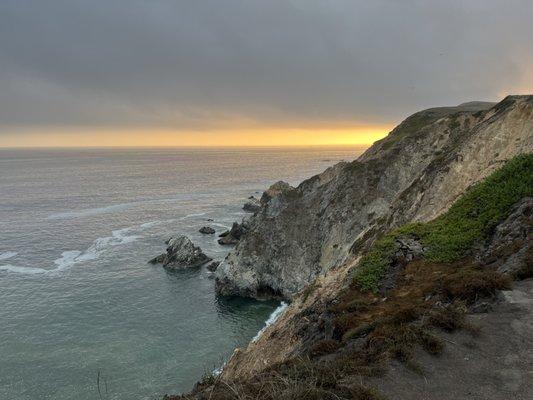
[162, 95, 533, 400]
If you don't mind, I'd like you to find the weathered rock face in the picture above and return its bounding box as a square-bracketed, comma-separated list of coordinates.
[215, 96, 533, 299]
[149, 236, 211, 269]
[480, 197, 532, 277]
[242, 196, 261, 213]
[260, 181, 295, 205]
[220, 196, 533, 381]
[217, 221, 249, 246]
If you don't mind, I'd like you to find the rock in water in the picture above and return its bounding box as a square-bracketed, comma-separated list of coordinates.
[206, 261, 220, 272]
[199, 226, 215, 234]
[243, 196, 261, 213]
[149, 235, 211, 269]
[218, 221, 249, 245]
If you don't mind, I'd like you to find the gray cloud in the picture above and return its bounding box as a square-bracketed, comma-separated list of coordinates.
[0, 0, 532, 130]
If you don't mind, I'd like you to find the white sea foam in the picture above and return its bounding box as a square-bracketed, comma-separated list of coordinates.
[140, 220, 161, 229]
[53, 250, 82, 270]
[55, 228, 141, 266]
[0, 251, 18, 261]
[179, 212, 208, 220]
[252, 301, 289, 343]
[1, 226, 142, 275]
[210, 223, 231, 229]
[0, 264, 48, 274]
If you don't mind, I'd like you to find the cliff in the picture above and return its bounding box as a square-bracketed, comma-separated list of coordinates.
[168, 95, 533, 400]
[216, 96, 532, 299]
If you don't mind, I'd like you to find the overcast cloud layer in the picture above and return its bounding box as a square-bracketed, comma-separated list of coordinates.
[1, 0, 532, 131]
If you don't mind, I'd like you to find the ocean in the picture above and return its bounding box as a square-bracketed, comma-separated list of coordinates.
[0, 146, 366, 399]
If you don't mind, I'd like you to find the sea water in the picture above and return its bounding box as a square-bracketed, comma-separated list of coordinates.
[0, 146, 365, 399]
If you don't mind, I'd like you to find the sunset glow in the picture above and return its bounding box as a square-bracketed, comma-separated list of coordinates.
[0, 125, 392, 148]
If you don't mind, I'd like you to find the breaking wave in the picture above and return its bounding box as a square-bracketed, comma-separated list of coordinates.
[252, 301, 289, 342]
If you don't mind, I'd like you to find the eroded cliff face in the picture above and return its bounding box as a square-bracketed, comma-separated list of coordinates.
[215, 95, 533, 300]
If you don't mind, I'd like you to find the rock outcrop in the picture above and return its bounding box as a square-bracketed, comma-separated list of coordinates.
[215, 96, 533, 299]
[242, 196, 261, 213]
[217, 221, 249, 246]
[480, 197, 533, 277]
[149, 236, 211, 269]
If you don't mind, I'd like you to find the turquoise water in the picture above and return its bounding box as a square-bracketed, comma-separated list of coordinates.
[0, 147, 365, 399]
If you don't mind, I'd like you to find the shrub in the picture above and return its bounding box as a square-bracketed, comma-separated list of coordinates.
[354, 153, 533, 292]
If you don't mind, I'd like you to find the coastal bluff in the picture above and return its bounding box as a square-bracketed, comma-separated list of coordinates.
[215, 95, 533, 299]
[168, 95, 533, 400]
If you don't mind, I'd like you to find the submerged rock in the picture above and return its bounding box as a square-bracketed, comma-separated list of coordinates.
[149, 235, 211, 269]
[199, 226, 215, 234]
[243, 196, 261, 213]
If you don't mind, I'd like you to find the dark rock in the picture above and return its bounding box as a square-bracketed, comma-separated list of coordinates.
[218, 235, 239, 245]
[206, 261, 220, 272]
[243, 196, 261, 213]
[149, 235, 211, 269]
[218, 222, 249, 245]
[148, 253, 166, 265]
[219, 230, 230, 237]
[199, 226, 215, 234]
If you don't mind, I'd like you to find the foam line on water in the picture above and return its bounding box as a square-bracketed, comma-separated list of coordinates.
[46, 195, 215, 220]
[0, 251, 18, 261]
[179, 212, 208, 220]
[140, 220, 162, 229]
[252, 301, 289, 343]
[0, 226, 142, 275]
[0, 264, 48, 274]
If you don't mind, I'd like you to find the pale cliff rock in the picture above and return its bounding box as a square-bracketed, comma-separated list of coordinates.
[215, 95, 533, 300]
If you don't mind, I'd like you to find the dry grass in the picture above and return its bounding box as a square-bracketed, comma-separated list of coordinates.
[167, 258, 510, 400]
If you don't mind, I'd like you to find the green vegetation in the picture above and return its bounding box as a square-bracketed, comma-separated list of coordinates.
[355, 153, 533, 292]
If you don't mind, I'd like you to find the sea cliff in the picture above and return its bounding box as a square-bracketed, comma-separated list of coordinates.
[169, 95, 533, 399]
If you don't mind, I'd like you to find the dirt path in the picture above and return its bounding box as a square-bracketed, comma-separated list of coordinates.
[364, 279, 533, 400]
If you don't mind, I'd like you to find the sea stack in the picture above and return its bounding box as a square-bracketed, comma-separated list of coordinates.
[149, 235, 211, 269]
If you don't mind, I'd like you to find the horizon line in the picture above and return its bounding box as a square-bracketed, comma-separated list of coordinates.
[0, 143, 374, 150]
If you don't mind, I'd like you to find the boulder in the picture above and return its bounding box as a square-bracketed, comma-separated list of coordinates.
[199, 226, 216, 234]
[149, 235, 211, 269]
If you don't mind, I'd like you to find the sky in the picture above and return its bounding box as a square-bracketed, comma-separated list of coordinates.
[0, 0, 532, 147]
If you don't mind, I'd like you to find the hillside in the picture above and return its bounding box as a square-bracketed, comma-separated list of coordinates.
[167, 96, 533, 399]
